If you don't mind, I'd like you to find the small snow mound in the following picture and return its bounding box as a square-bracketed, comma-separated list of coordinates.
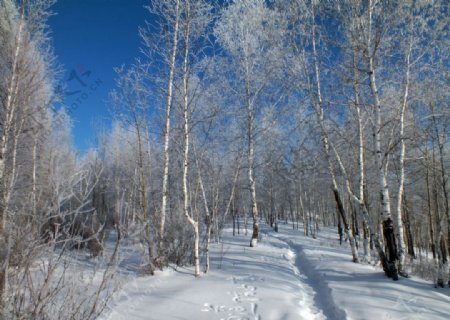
[284, 249, 295, 260]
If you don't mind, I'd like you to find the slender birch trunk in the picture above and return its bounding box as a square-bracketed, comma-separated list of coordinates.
[425, 151, 436, 259]
[310, 7, 359, 262]
[300, 194, 307, 236]
[366, 0, 396, 223]
[194, 150, 211, 273]
[159, 0, 181, 253]
[213, 182, 220, 243]
[297, 180, 307, 236]
[204, 208, 212, 273]
[356, 108, 371, 263]
[32, 134, 38, 226]
[368, 56, 399, 278]
[181, 3, 199, 277]
[368, 55, 393, 219]
[394, 43, 412, 275]
[353, 48, 371, 263]
[182, 116, 200, 276]
[244, 65, 259, 247]
[365, 0, 399, 279]
[222, 154, 242, 222]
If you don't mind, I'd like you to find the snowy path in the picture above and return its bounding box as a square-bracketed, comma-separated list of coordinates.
[101, 223, 450, 320]
[270, 224, 450, 320]
[102, 226, 325, 320]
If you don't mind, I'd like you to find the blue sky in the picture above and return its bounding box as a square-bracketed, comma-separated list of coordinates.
[49, 0, 148, 152]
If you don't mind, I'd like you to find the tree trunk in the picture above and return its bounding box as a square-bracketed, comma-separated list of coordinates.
[222, 154, 242, 224]
[366, 0, 400, 279]
[394, 41, 412, 276]
[402, 197, 415, 259]
[205, 215, 212, 273]
[136, 123, 154, 272]
[309, 8, 359, 262]
[333, 189, 359, 262]
[181, 4, 199, 277]
[425, 153, 436, 260]
[159, 0, 181, 253]
[194, 147, 212, 273]
[246, 81, 259, 247]
[352, 48, 371, 264]
[300, 189, 307, 236]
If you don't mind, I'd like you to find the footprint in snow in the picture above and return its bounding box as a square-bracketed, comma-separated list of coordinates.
[201, 303, 227, 313]
[225, 275, 262, 320]
[229, 275, 265, 284]
[202, 303, 247, 314]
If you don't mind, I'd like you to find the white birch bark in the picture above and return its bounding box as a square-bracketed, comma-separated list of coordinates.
[298, 184, 307, 237]
[366, 0, 392, 222]
[247, 96, 259, 247]
[310, 8, 359, 262]
[193, 148, 211, 273]
[245, 62, 259, 247]
[394, 42, 412, 274]
[365, 0, 400, 279]
[181, 2, 200, 276]
[357, 123, 371, 263]
[353, 50, 371, 263]
[159, 0, 181, 251]
[369, 56, 392, 221]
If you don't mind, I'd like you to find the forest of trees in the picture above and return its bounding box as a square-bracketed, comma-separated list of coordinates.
[0, 0, 448, 318]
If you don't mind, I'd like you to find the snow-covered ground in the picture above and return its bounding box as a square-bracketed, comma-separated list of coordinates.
[100, 223, 450, 320]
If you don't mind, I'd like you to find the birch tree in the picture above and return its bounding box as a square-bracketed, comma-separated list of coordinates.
[215, 0, 286, 247]
[179, 0, 214, 276]
[281, 0, 436, 275]
[0, 0, 55, 233]
[333, 0, 446, 278]
[141, 0, 181, 257]
[0, 0, 56, 301]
